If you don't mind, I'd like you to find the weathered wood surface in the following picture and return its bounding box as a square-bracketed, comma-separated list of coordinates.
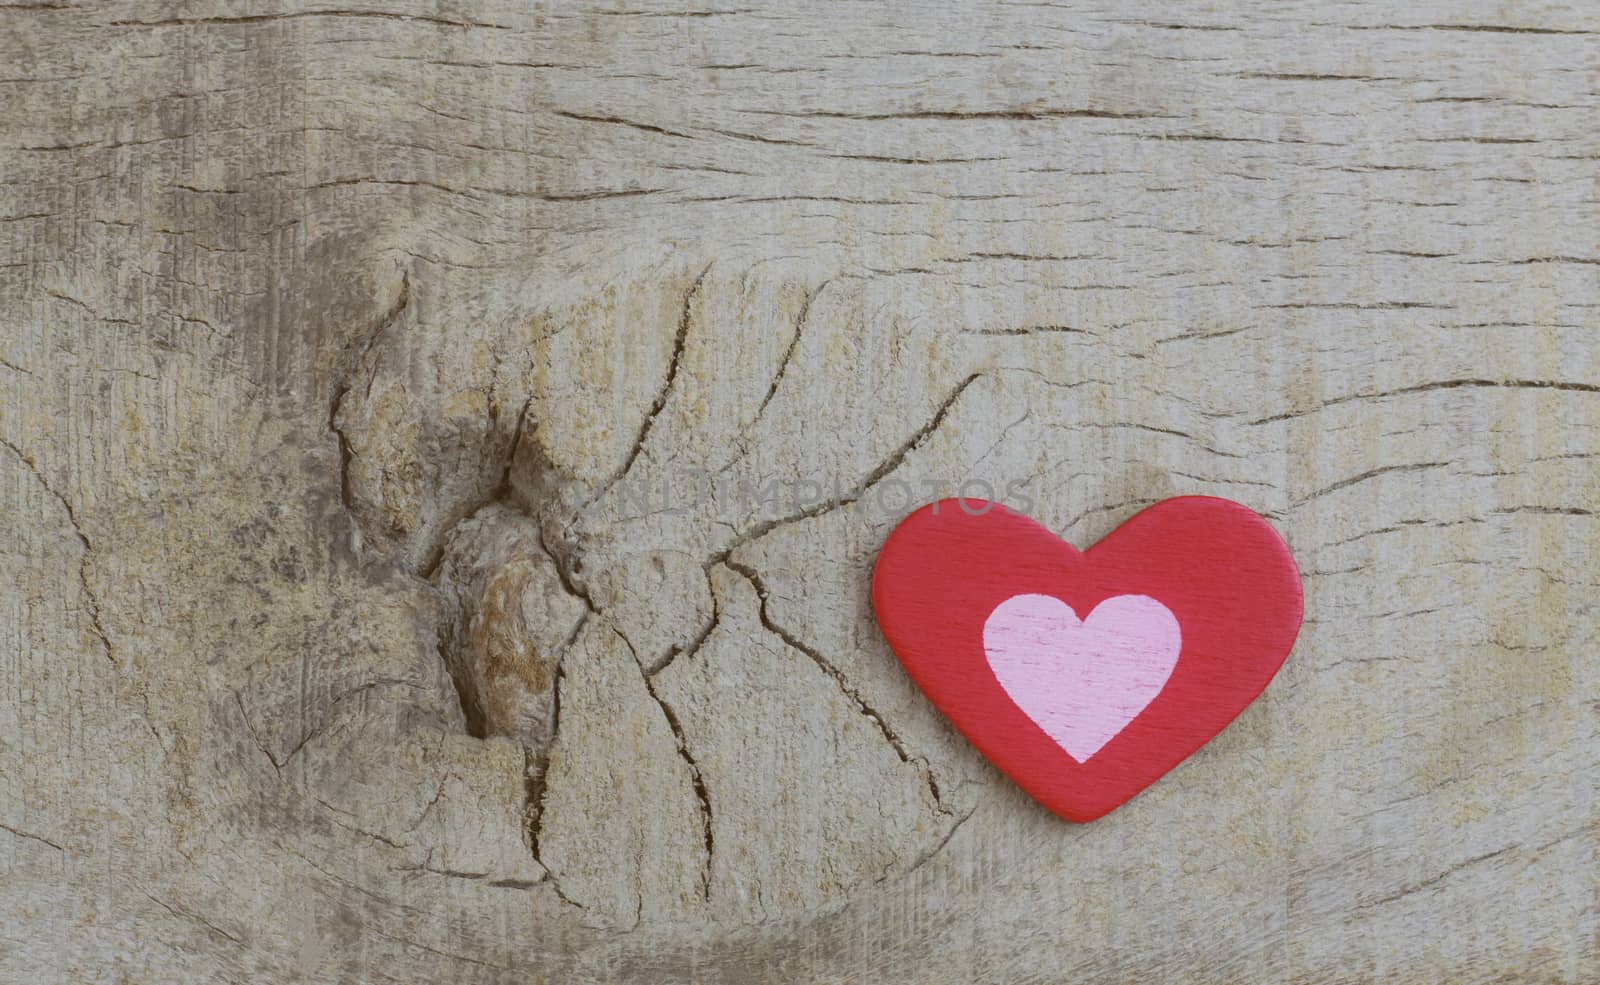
[2, 1, 1596, 981]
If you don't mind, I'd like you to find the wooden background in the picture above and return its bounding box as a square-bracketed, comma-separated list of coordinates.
[2, 1, 1596, 981]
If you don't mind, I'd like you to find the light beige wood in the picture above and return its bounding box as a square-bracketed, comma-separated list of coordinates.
[2, 1, 1596, 981]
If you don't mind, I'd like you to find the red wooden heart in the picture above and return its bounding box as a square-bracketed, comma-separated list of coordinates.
[872, 496, 1303, 822]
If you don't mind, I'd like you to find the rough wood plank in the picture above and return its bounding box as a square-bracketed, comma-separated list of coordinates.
[2, 1, 1596, 981]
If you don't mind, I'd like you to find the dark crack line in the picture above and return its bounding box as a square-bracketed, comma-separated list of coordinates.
[616, 629, 715, 901]
[647, 565, 719, 678]
[723, 558, 948, 815]
[517, 582, 590, 872]
[311, 175, 670, 202]
[538, 524, 597, 613]
[1296, 460, 1454, 504]
[142, 892, 246, 948]
[237, 679, 421, 777]
[329, 270, 410, 521]
[749, 107, 1170, 122]
[234, 690, 331, 778]
[1346, 22, 1593, 36]
[396, 864, 488, 881]
[1491, 504, 1595, 518]
[234, 691, 285, 776]
[755, 279, 827, 422]
[109, 9, 515, 29]
[436, 620, 488, 738]
[708, 372, 983, 565]
[1258, 300, 1448, 310]
[316, 801, 408, 851]
[1356, 844, 1517, 909]
[713, 278, 833, 479]
[517, 565, 589, 905]
[0, 821, 64, 853]
[1249, 378, 1600, 426]
[962, 323, 1094, 337]
[584, 263, 712, 510]
[416, 394, 536, 580]
[521, 662, 585, 913]
[0, 437, 114, 664]
[498, 396, 535, 499]
[329, 393, 358, 517]
[523, 738, 553, 861]
[884, 806, 976, 883]
[276, 840, 400, 908]
[553, 110, 696, 141]
[367, 929, 511, 972]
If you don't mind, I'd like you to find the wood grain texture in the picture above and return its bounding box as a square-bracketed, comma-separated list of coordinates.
[1, 1, 1595, 981]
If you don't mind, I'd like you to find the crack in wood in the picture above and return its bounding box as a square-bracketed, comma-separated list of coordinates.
[1249, 378, 1600, 426]
[328, 270, 410, 532]
[715, 277, 833, 478]
[723, 558, 950, 817]
[585, 263, 714, 511]
[0, 437, 115, 665]
[708, 372, 984, 564]
[0, 822, 64, 853]
[616, 628, 717, 902]
[647, 564, 719, 678]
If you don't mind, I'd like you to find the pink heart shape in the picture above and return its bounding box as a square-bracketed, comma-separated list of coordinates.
[982, 593, 1182, 763]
